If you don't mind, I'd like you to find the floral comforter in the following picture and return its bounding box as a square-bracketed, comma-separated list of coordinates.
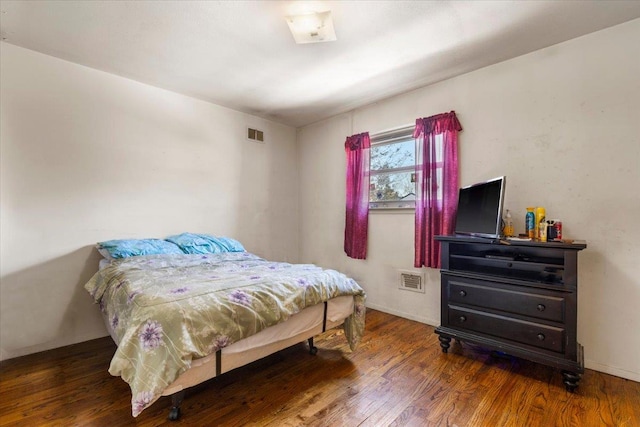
[84, 252, 366, 417]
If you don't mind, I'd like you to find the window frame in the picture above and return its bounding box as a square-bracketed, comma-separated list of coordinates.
[369, 125, 416, 210]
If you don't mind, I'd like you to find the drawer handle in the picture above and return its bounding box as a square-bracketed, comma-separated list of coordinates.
[537, 333, 545, 341]
[459, 316, 467, 323]
[537, 304, 546, 312]
[459, 290, 467, 297]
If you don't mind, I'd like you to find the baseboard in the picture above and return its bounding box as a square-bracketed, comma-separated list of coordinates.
[585, 358, 640, 383]
[0, 331, 110, 362]
[365, 303, 439, 327]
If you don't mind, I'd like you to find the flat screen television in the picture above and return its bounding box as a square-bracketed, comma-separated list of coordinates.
[454, 176, 506, 239]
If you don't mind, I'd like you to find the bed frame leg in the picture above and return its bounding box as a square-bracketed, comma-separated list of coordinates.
[307, 337, 318, 355]
[168, 390, 185, 421]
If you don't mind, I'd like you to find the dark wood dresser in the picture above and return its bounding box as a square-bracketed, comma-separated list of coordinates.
[434, 235, 587, 391]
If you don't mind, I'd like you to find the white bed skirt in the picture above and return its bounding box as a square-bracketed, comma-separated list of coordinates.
[103, 295, 354, 396]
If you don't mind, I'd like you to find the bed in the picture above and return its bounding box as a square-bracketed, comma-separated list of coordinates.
[84, 235, 366, 420]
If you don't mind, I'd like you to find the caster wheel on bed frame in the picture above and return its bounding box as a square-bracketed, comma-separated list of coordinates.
[307, 337, 318, 355]
[168, 406, 181, 421]
[168, 390, 184, 421]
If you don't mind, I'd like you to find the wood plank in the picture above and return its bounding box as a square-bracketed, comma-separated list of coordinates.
[0, 309, 638, 426]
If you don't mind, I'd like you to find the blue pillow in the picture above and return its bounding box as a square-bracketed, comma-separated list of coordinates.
[214, 236, 246, 252]
[97, 238, 183, 259]
[165, 233, 245, 254]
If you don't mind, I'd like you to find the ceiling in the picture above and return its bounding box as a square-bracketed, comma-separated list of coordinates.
[2, 1, 640, 128]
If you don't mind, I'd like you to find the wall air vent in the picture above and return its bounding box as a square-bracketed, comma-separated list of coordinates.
[399, 270, 425, 293]
[247, 127, 265, 143]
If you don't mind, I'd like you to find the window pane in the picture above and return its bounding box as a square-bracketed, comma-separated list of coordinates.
[371, 139, 415, 171]
[370, 171, 416, 202]
[436, 167, 443, 200]
[435, 134, 443, 163]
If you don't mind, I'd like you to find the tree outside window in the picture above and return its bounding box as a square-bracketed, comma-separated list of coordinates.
[369, 126, 443, 209]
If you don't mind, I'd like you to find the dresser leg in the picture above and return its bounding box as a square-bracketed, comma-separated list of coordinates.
[438, 335, 452, 353]
[562, 370, 581, 392]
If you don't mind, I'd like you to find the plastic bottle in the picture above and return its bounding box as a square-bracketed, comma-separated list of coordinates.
[539, 221, 548, 242]
[525, 207, 535, 238]
[504, 209, 514, 237]
[535, 207, 546, 240]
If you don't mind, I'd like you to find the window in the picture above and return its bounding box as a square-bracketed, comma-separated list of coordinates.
[369, 125, 416, 209]
[369, 125, 446, 209]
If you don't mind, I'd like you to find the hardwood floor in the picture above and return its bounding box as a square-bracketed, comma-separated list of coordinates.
[1, 309, 638, 426]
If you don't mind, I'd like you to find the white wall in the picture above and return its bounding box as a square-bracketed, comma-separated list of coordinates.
[298, 19, 640, 381]
[0, 43, 299, 360]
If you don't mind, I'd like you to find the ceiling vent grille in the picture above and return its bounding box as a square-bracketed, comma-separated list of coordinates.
[399, 270, 425, 293]
[247, 128, 265, 143]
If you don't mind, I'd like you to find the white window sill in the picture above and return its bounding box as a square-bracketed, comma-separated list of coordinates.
[369, 207, 415, 214]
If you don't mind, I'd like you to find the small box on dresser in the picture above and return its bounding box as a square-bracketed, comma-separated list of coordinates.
[434, 235, 587, 391]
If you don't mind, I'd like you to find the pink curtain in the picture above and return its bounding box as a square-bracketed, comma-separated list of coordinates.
[344, 132, 371, 259]
[413, 111, 462, 268]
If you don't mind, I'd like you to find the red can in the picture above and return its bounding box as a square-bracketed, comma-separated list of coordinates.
[555, 221, 562, 240]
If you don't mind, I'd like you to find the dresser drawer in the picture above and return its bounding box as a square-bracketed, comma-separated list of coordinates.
[448, 306, 565, 353]
[447, 277, 565, 323]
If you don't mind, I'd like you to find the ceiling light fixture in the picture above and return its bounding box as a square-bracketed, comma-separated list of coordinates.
[285, 11, 336, 44]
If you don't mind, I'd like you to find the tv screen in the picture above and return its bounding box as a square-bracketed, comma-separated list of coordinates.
[454, 176, 506, 239]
